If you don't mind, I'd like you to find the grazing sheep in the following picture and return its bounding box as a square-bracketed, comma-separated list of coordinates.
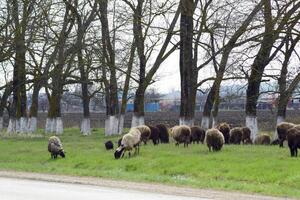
[105, 140, 114, 150]
[277, 122, 295, 147]
[148, 125, 160, 145]
[190, 126, 205, 144]
[205, 128, 225, 151]
[136, 125, 151, 145]
[287, 128, 300, 157]
[244, 138, 253, 145]
[254, 134, 271, 145]
[229, 128, 243, 144]
[170, 125, 191, 147]
[156, 124, 169, 143]
[241, 127, 251, 144]
[217, 123, 230, 144]
[114, 128, 141, 159]
[48, 136, 65, 159]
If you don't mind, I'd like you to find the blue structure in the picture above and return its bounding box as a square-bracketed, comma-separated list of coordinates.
[126, 103, 160, 112]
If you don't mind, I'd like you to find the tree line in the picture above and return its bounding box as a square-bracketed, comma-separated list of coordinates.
[0, 0, 300, 138]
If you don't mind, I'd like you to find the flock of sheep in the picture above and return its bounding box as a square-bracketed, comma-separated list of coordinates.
[47, 121, 300, 159]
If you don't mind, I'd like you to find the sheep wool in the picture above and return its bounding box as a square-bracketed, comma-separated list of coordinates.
[287, 127, 300, 157]
[48, 136, 65, 159]
[254, 134, 271, 145]
[217, 123, 230, 144]
[148, 125, 160, 145]
[156, 124, 169, 143]
[114, 128, 141, 159]
[277, 122, 295, 147]
[170, 125, 191, 147]
[241, 127, 251, 144]
[190, 126, 205, 144]
[205, 128, 225, 151]
[136, 125, 151, 145]
[229, 127, 243, 144]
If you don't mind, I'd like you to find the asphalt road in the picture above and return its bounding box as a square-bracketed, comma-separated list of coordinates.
[0, 177, 207, 200]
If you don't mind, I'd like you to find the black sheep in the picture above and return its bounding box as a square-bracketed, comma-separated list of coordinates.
[217, 123, 230, 144]
[241, 127, 251, 144]
[287, 128, 300, 157]
[105, 140, 114, 150]
[229, 128, 242, 144]
[148, 125, 160, 145]
[277, 122, 295, 147]
[190, 126, 205, 144]
[156, 124, 169, 143]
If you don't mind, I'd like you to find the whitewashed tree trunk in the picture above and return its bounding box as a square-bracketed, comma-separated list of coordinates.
[81, 118, 91, 136]
[118, 114, 124, 134]
[45, 118, 53, 133]
[55, 117, 63, 135]
[7, 118, 16, 134]
[15, 119, 20, 133]
[246, 116, 258, 140]
[131, 114, 145, 127]
[28, 117, 37, 133]
[212, 117, 217, 128]
[274, 116, 285, 139]
[179, 117, 194, 126]
[201, 116, 210, 130]
[0, 117, 3, 132]
[20, 117, 28, 133]
[105, 115, 119, 136]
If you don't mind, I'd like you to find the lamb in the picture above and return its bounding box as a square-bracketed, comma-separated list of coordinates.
[156, 124, 169, 143]
[114, 128, 141, 159]
[205, 128, 225, 152]
[216, 123, 230, 144]
[229, 127, 243, 144]
[277, 122, 295, 147]
[190, 126, 205, 144]
[170, 125, 191, 147]
[48, 136, 65, 159]
[136, 125, 151, 145]
[105, 140, 114, 150]
[254, 134, 271, 145]
[241, 127, 251, 144]
[287, 127, 300, 157]
[148, 125, 160, 145]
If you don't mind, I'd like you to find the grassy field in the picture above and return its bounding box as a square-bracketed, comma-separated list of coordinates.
[0, 128, 299, 199]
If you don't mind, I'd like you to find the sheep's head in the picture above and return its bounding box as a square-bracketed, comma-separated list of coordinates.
[114, 146, 125, 159]
[59, 150, 66, 158]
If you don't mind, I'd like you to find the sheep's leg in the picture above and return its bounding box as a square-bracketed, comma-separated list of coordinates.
[121, 150, 126, 158]
[279, 139, 284, 147]
[295, 148, 298, 157]
[128, 151, 131, 158]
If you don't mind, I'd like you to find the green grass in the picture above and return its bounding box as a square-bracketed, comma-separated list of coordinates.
[0, 128, 299, 199]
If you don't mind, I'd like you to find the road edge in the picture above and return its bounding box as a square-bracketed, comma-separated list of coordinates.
[0, 170, 293, 200]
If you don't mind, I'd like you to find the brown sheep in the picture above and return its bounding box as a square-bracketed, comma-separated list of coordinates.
[136, 125, 151, 145]
[216, 123, 230, 144]
[241, 127, 252, 144]
[148, 125, 160, 145]
[205, 128, 225, 151]
[254, 134, 271, 145]
[170, 125, 191, 147]
[277, 122, 295, 147]
[287, 127, 300, 157]
[229, 127, 243, 144]
[190, 126, 205, 144]
[156, 124, 169, 143]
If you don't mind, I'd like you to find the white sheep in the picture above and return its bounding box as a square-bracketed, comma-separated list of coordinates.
[114, 128, 141, 159]
[170, 125, 191, 147]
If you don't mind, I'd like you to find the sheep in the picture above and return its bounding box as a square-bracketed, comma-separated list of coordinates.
[105, 140, 114, 150]
[170, 125, 191, 147]
[114, 128, 141, 159]
[241, 127, 251, 144]
[205, 128, 225, 152]
[156, 124, 169, 143]
[271, 139, 280, 145]
[136, 125, 151, 145]
[148, 125, 160, 145]
[277, 122, 295, 147]
[254, 134, 271, 145]
[287, 127, 300, 157]
[229, 127, 243, 144]
[48, 136, 65, 159]
[216, 123, 230, 144]
[190, 126, 205, 144]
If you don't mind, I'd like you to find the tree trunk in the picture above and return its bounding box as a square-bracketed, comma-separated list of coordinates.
[45, 91, 63, 134]
[28, 84, 41, 133]
[0, 83, 12, 131]
[212, 94, 220, 128]
[179, 0, 196, 127]
[132, 87, 146, 127]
